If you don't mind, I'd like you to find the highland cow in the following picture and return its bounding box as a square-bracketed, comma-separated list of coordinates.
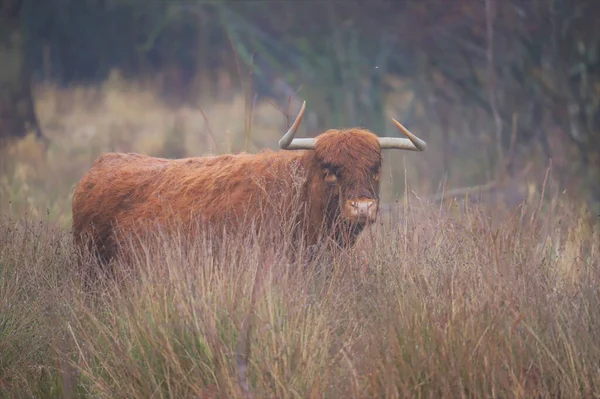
[72, 101, 426, 265]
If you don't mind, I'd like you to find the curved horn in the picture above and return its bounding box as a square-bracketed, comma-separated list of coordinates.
[378, 119, 427, 151]
[278, 101, 316, 150]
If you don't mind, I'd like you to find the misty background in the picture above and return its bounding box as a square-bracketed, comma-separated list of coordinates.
[1, 0, 599, 222]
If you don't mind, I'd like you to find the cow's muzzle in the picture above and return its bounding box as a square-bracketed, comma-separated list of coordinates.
[344, 198, 378, 224]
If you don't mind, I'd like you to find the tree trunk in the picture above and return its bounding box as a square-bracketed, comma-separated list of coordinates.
[0, 0, 43, 141]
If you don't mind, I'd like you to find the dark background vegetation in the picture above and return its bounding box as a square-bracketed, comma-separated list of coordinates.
[1, 0, 599, 209]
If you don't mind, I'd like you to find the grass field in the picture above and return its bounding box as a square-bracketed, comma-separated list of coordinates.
[2, 194, 598, 398]
[1, 81, 599, 398]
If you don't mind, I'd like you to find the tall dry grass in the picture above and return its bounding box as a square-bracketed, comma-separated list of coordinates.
[1, 190, 598, 398]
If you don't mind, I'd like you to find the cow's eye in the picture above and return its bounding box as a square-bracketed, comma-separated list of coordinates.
[371, 165, 381, 181]
[324, 170, 337, 184]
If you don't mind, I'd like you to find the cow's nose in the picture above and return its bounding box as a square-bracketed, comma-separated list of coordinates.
[345, 198, 378, 223]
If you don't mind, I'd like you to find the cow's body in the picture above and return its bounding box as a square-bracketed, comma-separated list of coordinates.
[73, 149, 309, 263]
[72, 102, 426, 265]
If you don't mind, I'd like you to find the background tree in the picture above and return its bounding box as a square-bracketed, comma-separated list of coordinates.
[0, 0, 42, 141]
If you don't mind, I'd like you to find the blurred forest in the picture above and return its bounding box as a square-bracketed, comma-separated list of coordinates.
[1, 0, 599, 217]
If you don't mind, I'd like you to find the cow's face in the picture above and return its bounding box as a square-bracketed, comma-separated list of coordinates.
[313, 129, 382, 227]
[279, 101, 426, 234]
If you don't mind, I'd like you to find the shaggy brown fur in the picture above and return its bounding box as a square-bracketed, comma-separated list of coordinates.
[72, 128, 383, 265]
